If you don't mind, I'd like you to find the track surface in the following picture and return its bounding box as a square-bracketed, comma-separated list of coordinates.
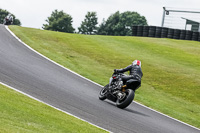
[0, 24, 199, 133]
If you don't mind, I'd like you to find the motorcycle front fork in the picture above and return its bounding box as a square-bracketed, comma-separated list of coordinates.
[109, 77, 113, 87]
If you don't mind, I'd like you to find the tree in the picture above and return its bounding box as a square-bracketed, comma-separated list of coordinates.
[78, 12, 98, 35]
[97, 11, 120, 35]
[43, 10, 75, 33]
[97, 11, 148, 36]
[0, 8, 21, 25]
[97, 18, 107, 35]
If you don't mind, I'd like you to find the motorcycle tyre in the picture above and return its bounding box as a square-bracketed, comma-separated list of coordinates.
[116, 89, 135, 109]
[99, 84, 109, 100]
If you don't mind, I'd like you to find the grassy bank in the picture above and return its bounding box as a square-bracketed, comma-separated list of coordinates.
[8, 26, 200, 128]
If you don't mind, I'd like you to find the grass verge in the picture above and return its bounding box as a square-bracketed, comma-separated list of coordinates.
[8, 26, 200, 128]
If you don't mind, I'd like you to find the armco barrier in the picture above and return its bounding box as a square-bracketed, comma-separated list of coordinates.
[132, 25, 200, 42]
[143, 26, 149, 37]
[185, 30, 193, 40]
[180, 30, 186, 40]
[192, 32, 199, 41]
[132, 26, 137, 36]
[198, 33, 200, 41]
[155, 27, 162, 38]
[161, 27, 168, 38]
[167, 29, 174, 39]
[173, 29, 181, 39]
[137, 26, 143, 36]
[148, 26, 156, 37]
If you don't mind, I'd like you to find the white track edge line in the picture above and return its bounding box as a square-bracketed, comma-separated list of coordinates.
[0, 82, 111, 133]
[5, 26, 200, 131]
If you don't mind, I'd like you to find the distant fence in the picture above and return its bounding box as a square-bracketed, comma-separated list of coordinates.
[132, 26, 200, 41]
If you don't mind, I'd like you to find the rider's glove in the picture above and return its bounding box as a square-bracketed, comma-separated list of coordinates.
[114, 69, 118, 74]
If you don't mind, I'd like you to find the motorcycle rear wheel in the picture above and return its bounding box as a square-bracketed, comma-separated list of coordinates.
[99, 84, 109, 100]
[116, 89, 135, 109]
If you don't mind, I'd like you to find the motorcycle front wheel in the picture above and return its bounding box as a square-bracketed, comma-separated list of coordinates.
[99, 84, 109, 100]
[116, 89, 135, 109]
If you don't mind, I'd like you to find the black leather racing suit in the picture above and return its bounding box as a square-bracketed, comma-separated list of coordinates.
[115, 64, 143, 83]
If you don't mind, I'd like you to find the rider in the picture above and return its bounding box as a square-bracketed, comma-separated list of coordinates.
[114, 60, 143, 86]
[4, 14, 13, 25]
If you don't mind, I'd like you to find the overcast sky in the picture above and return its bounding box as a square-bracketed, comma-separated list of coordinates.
[1, 0, 200, 31]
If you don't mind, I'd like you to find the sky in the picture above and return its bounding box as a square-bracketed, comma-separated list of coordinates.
[1, 0, 200, 31]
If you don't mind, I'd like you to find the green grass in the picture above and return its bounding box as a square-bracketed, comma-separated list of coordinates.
[0, 84, 107, 133]
[8, 25, 200, 129]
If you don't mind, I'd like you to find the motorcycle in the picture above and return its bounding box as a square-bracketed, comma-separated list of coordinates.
[99, 72, 141, 109]
[3, 14, 13, 25]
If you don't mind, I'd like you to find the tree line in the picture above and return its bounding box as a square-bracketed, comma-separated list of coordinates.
[43, 10, 148, 36]
[0, 8, 148, 36]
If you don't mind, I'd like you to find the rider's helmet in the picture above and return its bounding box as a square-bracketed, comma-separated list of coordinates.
[132, 60, 141, 67]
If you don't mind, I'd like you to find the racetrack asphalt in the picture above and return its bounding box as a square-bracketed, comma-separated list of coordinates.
[0, 24, 199, 133]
